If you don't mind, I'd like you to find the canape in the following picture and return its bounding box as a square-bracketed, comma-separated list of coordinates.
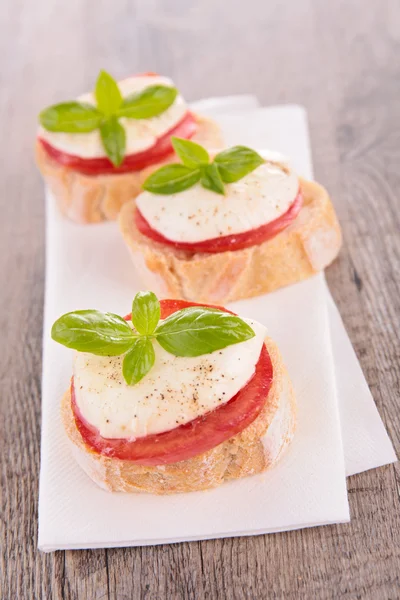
[52, 291, 296, 494]
[36, 71, 222, 223]
[119, 139, 342, 303]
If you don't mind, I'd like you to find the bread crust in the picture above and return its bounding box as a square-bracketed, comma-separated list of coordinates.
[35, 114, 223, 224]
[119, 176, 342, 303]
[61, 337, 296, 494]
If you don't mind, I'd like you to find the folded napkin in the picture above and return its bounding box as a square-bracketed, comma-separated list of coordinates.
[325, 286, 396, 476]
[38, 97, 395, 552]
[196, 99, 395, 477]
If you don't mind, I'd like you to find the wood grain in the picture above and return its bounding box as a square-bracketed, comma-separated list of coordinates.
[1, 0, 399, 598]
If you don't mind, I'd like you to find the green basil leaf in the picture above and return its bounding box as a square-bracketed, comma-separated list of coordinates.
[100, 116, 126, 166]
[122, 337, 155, 385]
[51, 310, 136, 356]
[201, 163, 225, 195]
[155, 307, 255, 357]
[118, 85, 178, 119]
[214, 146, 265, 183]
[171, 136, 209, 168]
[142, 164, 201, 195]
[131, 291, 160, 335]
[39, 102, 103, 133]
[95, 70, 122, 116]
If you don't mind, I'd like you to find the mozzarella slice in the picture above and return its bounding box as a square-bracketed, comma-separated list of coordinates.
[38, 75, 187, 158]
[73, 318, 267, 439]
[136, 161, 299, 242]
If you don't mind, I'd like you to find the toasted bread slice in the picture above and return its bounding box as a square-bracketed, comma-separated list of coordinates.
[35, 114, 223, 224]
[119, 176, 342, 303]
[61, 337, 296, 494]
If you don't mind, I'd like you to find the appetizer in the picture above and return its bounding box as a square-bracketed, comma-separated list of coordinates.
[119, 138, 342, 303]
[36, 71, 222, 223]
[52, 291, 296, 494]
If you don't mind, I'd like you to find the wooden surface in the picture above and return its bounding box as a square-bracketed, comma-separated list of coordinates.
[1, 0, 399, 598]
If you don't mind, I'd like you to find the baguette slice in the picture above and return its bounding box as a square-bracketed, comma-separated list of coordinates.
[119, 176, 342, 303]
[62, 337, 296, 494]
[35, 114, 223, 224]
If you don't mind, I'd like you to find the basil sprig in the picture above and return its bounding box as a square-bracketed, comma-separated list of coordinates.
[51, 291, 255, 386]
[39, 70, 178, 167]
[143, 137, 264, 195]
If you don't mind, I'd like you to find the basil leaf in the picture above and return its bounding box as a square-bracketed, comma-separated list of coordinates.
[155, 307, 255, 357]
[95, 70, 122, 116]
[39, 102, 103, 133]
[171, 137, 209, 168]
[100, 117, 126, 166]
[131, 291, 160, 335]
[214, 146, 264, 183]
[51, 310, 136, 356]
[143, 164, 201, 195]
[118, 85, 177, 119]
[201, 163, 225, 195]
[123, 337, 155, 385]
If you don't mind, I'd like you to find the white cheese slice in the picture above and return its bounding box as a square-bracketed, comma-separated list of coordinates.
[136, 161, 299, 242]
[38, 75, 188, 158]
[73, 318, 267, 439]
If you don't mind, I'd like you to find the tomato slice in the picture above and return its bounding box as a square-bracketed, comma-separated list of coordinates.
[135, 190, 303, 253]
[38, 111, 197, 176]
[133, 71, 159, 77]
[140, 298, 236, 320]
[71, 299, 273, 465]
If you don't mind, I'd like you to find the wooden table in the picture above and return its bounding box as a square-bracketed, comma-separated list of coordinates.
[1, 1, 399, 598]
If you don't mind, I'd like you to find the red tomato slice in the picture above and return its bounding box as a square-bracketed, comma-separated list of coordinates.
[135, 190, 303, 253]
[133, 72, 159, 77]
[38, 111, 197, 176]
[71, 299, 273, 465]
[131, 298, 236, 320]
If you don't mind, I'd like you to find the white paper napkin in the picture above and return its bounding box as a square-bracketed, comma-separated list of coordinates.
[325, 286, 396, 475]
[197, 101, 395, 476]
[39, 201, 349, 551]
[38, 98, 394, 552]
